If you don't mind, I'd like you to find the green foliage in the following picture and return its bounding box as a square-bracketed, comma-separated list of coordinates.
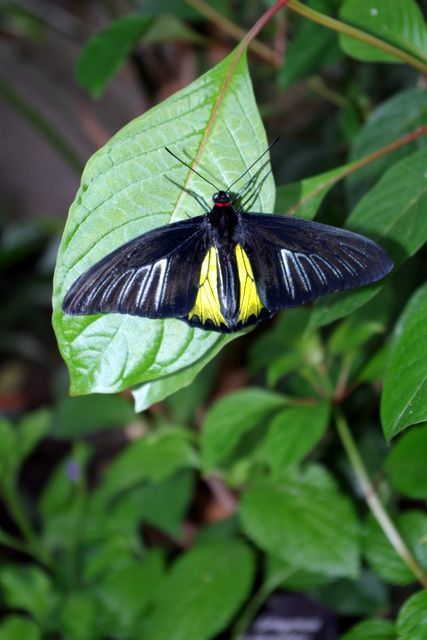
[385, 424, 427, 498]
[240, 465, 360, 578]
[310, 145, 427, 329]
[363, 511, 427, 585]
[339, 0, 427, 63]
[0, 617, 42, 640]
[3, 0, 427, 637]
[142, 540, 255, 639]
[76, 14, 203, 97]
[397, 590, 427, 639]
[382, 283, 427, 439]
[341, 619, 396, 640]
[278, 0, 341, 88]
[346, 88, 427, 205]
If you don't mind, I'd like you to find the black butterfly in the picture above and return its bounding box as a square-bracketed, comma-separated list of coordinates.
[62, 148, 393, 333]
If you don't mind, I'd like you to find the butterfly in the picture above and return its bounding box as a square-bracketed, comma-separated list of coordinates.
[62, 146, 393, 333]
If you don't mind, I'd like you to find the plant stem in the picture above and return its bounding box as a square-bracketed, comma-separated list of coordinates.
[287, 0, 427, 75]
[334, 409, 427, 588]
[185, 0, 281, 66]
[0, 78, 84, 174]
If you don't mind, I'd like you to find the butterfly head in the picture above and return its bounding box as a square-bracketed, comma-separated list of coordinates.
[213, 191, 232, 207]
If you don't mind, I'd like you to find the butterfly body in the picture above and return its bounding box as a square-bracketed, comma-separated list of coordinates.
[63, 190, 393, 333]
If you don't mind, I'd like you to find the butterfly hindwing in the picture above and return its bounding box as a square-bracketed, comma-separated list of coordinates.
[62, 216, 210, 319]
[236, 212, 393, 312]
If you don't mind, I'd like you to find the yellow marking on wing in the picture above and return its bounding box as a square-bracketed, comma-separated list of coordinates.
[188, 247, 225, 327]
[235, 244, 263, 324]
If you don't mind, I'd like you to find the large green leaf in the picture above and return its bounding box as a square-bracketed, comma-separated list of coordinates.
[143, 540, 255, 640]
[0, 565, 58, 625]
[0, 617, 42, 640]
[53, 51, 274, 400]
[131, 336, 226, 412]
[340, 619, 396, 640]
[240, 465, 360, 578]
[381, 283, 427, 440]
[363, 511, 427, 585]
[255, 401, 330, 475]
[339, 0, 427, 63]
[385, 424, 427, 498]
[397, 590, 427, 640]
[309, 146, 427, 329]
[346, 88, 427, 205]
[201, 388, 288, 473]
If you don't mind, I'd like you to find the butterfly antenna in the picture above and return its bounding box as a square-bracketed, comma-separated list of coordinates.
[165, 147, 220, 192]
[238, 168, 272, 212]
[231, 159, 270, 206]
[226, 137, 279, 191]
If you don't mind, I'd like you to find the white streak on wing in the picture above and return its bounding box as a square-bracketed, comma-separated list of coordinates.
[84, 273, 109, 305]
[117, 268, 144, 306]
[135, 266, 151, 307]
[143, 258, 168, 310]
[337, 242, 368, 269]
[158, 259, 171, 306]
[335, 256, 358, 277]
[99, 270, 129, 305]
[312, 255, 342, 280]
[307, 254, 328, 285]
[280, 249, 295, 298]
[293, 253, 311, 292]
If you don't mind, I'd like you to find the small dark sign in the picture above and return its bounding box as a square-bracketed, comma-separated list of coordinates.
[244, 592, 338, 640]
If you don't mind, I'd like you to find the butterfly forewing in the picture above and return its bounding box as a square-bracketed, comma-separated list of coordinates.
[62, 216, 209, 319]
[236, 213, 393, 312]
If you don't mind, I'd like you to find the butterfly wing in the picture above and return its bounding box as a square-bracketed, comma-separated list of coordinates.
[236, 212, 393, 311]
[62, 216, 210, 319]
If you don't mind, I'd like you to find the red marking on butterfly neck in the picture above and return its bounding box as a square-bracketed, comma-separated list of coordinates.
[215, 202, 230, 207]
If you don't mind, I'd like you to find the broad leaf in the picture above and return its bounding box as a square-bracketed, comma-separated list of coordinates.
[59, 592, 100, 640]
[76, 14, 202, 97]
[94, 428, 198, 503]
[346, 88, 427, 205]
[339, 0, 427, 63]
[143, 540, 255, 640]
[385, 424, 427, 498]
[0, 617, 42, 640]
[256, 401, 330, 475]
[278, 0, 341, 89]
[397, 590, 427, 640]
[309, 146, 427, 329]
[340, 619, 396, 640]
[132, 338, 225, 412]
[0, 565, 58, 625]
[76, 15, 152, 97]
[53, 51, 274, 399]
[92, 553, 164, 637]
[201, 388, 287, 473]
[363, 511, 427, 585]
[381, 283, 427, 440]
[240, 465, 360, 578]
